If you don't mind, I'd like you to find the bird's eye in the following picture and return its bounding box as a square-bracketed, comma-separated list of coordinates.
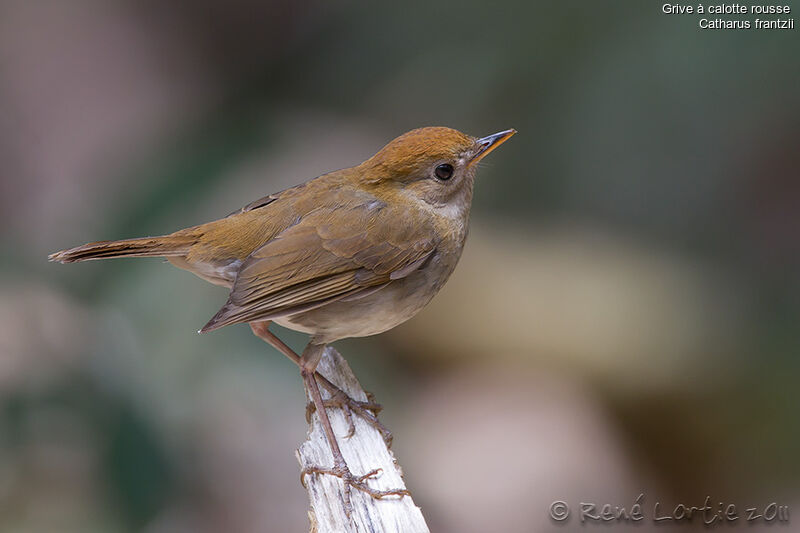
[434, 163, 454, 181]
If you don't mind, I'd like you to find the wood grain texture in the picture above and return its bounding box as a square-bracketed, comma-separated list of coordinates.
[297, 347, 429, 533]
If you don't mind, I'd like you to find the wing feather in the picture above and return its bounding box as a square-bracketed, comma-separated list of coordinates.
[200, 200, 436, 332]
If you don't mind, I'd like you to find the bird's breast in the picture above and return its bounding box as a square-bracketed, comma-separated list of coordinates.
[273, 245, 464, 344]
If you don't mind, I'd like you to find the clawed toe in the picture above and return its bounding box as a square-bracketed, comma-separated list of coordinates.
[308, 386, 394, 447]
[301, 461, 410, 514]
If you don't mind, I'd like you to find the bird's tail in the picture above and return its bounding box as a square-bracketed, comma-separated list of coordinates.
[48, 234, 196, 263]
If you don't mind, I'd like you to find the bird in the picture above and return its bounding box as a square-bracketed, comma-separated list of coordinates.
[49, 126, 516, 507]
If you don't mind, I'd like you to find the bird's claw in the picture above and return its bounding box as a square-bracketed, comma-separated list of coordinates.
[300, 462, 410, 515]
[306, 386, 393, 446]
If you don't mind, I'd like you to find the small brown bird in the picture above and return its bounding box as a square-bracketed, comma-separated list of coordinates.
[50, 126, 515, 504]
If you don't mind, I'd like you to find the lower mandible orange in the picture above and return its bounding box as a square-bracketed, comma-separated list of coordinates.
[50, 126, 516, 507]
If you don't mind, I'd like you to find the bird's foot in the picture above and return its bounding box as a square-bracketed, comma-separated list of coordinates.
[300, 460, 410, 514]
[307, 386, 393, 447]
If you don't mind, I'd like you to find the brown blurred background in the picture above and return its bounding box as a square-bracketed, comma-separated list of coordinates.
[1, 1, 798, 531]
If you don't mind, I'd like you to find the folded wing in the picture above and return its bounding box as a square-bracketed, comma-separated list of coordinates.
[200, 201, 436, 332]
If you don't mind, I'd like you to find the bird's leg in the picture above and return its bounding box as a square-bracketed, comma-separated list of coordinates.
[298, 342, 409, 514]
[305, 389, 384, 441]
[249, 321, 392, 445]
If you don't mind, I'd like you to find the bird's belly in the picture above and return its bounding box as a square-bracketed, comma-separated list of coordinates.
[273, 262, 449, 344]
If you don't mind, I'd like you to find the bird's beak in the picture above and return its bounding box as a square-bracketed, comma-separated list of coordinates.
[468, 128, 517, 167]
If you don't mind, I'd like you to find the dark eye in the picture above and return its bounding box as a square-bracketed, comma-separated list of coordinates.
[434, 163, 454, 181]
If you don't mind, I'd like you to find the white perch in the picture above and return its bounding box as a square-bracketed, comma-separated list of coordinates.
[296, 346, 429, 533]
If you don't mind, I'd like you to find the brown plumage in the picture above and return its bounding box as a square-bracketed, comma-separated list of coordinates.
[51, 127, 515, 341]
[50, 126, 516, 503]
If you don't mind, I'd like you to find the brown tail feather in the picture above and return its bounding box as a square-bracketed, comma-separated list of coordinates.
[48, 234, 196, 264]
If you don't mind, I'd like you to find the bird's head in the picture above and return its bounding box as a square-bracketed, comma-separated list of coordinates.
[360, 126, 516, 211]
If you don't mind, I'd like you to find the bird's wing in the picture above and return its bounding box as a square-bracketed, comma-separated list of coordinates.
[200, 200, 436, 332]
[225, 193, 279, 217]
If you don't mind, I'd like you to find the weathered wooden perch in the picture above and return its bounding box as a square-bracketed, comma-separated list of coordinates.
[297, 346, 430, 533]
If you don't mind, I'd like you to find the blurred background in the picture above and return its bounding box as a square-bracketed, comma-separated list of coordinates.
[1, 1, 798, 531]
